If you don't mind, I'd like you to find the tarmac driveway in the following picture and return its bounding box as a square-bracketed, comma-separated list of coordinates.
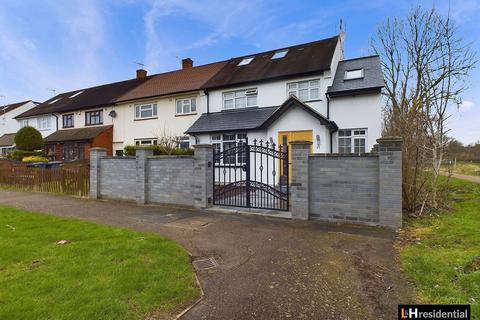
[0, 190, 415, 319]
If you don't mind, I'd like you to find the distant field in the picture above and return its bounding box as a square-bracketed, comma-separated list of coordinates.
[444, 161, 480, 176]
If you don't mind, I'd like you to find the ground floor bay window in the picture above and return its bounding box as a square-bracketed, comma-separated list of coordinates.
[338, 129, 367, 154]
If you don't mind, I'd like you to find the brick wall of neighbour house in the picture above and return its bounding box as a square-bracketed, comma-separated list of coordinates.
[91, 126, 113, 157]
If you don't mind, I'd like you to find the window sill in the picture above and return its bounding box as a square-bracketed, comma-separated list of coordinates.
[134, 117, 158, 121]
[175, 113, 197, 117]
[85, 123, 104, 127]
[63, 126, 74, 129]
[302, 99, 322, 103]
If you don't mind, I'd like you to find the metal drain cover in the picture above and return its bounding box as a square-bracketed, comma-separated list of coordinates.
[193, 257, 217, 271]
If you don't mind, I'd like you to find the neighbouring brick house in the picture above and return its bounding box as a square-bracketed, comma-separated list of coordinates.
[44, 125, 113, 161]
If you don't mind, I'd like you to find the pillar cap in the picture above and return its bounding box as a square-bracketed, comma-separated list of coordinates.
[89, 147, 107, 152]
[376, 137, 403, 144]
[193, 144, 213, 149]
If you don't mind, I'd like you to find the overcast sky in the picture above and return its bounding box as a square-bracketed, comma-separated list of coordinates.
[0, 0, 478, 144]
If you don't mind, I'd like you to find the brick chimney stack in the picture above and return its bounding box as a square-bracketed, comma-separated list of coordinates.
[182, 58, 193, 69]
[136, 69, 147, 79]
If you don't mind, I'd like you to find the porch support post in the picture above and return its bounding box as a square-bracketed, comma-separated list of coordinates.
[377, 137, 403, 229]
[89, 147, 107, 199]
[290, 140, 312, 220]
[193, 144, 213, 209]
[135, 147, 153, 205]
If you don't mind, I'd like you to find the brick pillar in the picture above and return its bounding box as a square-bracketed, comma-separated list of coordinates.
[290, 141, 312, 220]
[377, 137, 403, 229]
[135, 147, 154, 205]
[89, 147, 107, 199]
[193, 144, 213, 209]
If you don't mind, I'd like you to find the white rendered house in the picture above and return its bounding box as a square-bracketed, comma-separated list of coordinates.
[186, 34, 384, 156]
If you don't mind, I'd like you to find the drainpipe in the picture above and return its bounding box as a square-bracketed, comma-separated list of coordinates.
[326, 93, 330, 119]
[204, 90, 210, 114]
[330, 130, 333, 153]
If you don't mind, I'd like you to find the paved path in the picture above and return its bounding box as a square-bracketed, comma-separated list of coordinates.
[0, 190, 415, 319]
[449, 172, 480, 184]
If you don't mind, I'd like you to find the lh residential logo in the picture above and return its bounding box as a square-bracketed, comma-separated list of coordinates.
[399, 305, 470, 320]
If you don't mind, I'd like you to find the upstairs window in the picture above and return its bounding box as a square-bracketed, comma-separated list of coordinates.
[338, 129, 367, 154]
[176, 98, 197, 115]
[62, 114, 74, 128]
[344, 69, 364, 80]
[135, 103, 158, 119]
[287, 79, 320, 101]
[238, 57, 254, 66]
[37, 117, 51, 130]
[223, 89, 257, 109]
[271, 50, 288, 59]
[85, 110, 103, 126]
[21, 119, 29, 127]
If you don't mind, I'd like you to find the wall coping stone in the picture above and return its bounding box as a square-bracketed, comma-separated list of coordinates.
[90, 147, 108, 152]
[290, 140, 313, 145]
[310, 153, 379, 158]
[193, 144, 213, 149]
[147, 155, 194, 159]
[376, 137, 403, 144]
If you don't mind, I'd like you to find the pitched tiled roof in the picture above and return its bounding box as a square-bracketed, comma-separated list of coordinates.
[116, 61, 227, 103]
[0, 100, 35, 114]
[202, 36, 339, 90]
[16, 78, 151, 119]
[327, 55, 384, 96]
[0, 133, 16, 147]
[186, 96, 337, 134]
[44, 125, 112, 143]
[186, 106, 280, 134]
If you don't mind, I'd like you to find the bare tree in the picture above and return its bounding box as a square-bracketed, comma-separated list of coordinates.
[372, 7, 476, 214]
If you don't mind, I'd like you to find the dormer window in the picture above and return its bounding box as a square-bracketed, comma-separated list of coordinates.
[271, 50, 288, 59]
[238, 57, 254, 66]
[344, 69, 364, 80]
[69, 90, 84, 98]
[48, 98, 61, 104]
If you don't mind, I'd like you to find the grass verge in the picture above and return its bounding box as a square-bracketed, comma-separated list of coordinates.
[400, 178, 480, 318]
[0, 206, 199, 319]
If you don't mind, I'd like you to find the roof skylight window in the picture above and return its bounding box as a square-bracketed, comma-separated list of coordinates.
[48, 98, 61, 104]
[271, 50, 288, 59]
[238, 57, 254, 66]
[344, 69, 364, 80]
[69, 90, 84, 98]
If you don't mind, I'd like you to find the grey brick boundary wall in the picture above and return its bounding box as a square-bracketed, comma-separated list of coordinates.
[290, 137, 403, 229]
[90, 145, 213, 209]
[91, 138, 402, 229]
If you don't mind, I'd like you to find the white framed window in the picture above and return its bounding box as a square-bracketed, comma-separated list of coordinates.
[37, 117, 51, 130]
[223, 89, 257, 110]
[238, 57, 254, 66]
[177, 136, 190, 149]
[338, 129, 367, 154]
[287, 79, 320, 101]
[134, 138, 157, 146]
[135, 103, 158, 119]
[175, 98, 197, 115]
[211, 133, 247, 164]
[344, 69, 364, 80]
[21, 119, 29, 127]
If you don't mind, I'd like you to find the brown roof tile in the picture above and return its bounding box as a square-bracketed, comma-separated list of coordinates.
[116, 61, 227, 102]
[0, 133, 16, 147]
[1, 100, 35, 114]
[44, 125, 112, 143]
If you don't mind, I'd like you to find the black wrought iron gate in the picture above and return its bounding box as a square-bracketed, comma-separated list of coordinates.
[213, 138, 289, 211]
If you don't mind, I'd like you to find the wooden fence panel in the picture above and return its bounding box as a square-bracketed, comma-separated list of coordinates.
[0, 161, 89, 197]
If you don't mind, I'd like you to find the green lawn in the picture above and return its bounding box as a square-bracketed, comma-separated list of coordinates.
[444, 161, 480, 176]
[0, 206, 199, 320]
[400, 178, 480, 317]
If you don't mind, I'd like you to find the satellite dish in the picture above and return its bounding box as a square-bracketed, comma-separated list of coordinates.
[109, 110, 117, 118]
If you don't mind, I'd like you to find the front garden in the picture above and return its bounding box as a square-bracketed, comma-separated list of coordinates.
[0, 206, 199, 319]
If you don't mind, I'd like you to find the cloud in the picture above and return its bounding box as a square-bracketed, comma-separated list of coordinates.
[0, 0, 106, 103]
[459, 100, 475, 111]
